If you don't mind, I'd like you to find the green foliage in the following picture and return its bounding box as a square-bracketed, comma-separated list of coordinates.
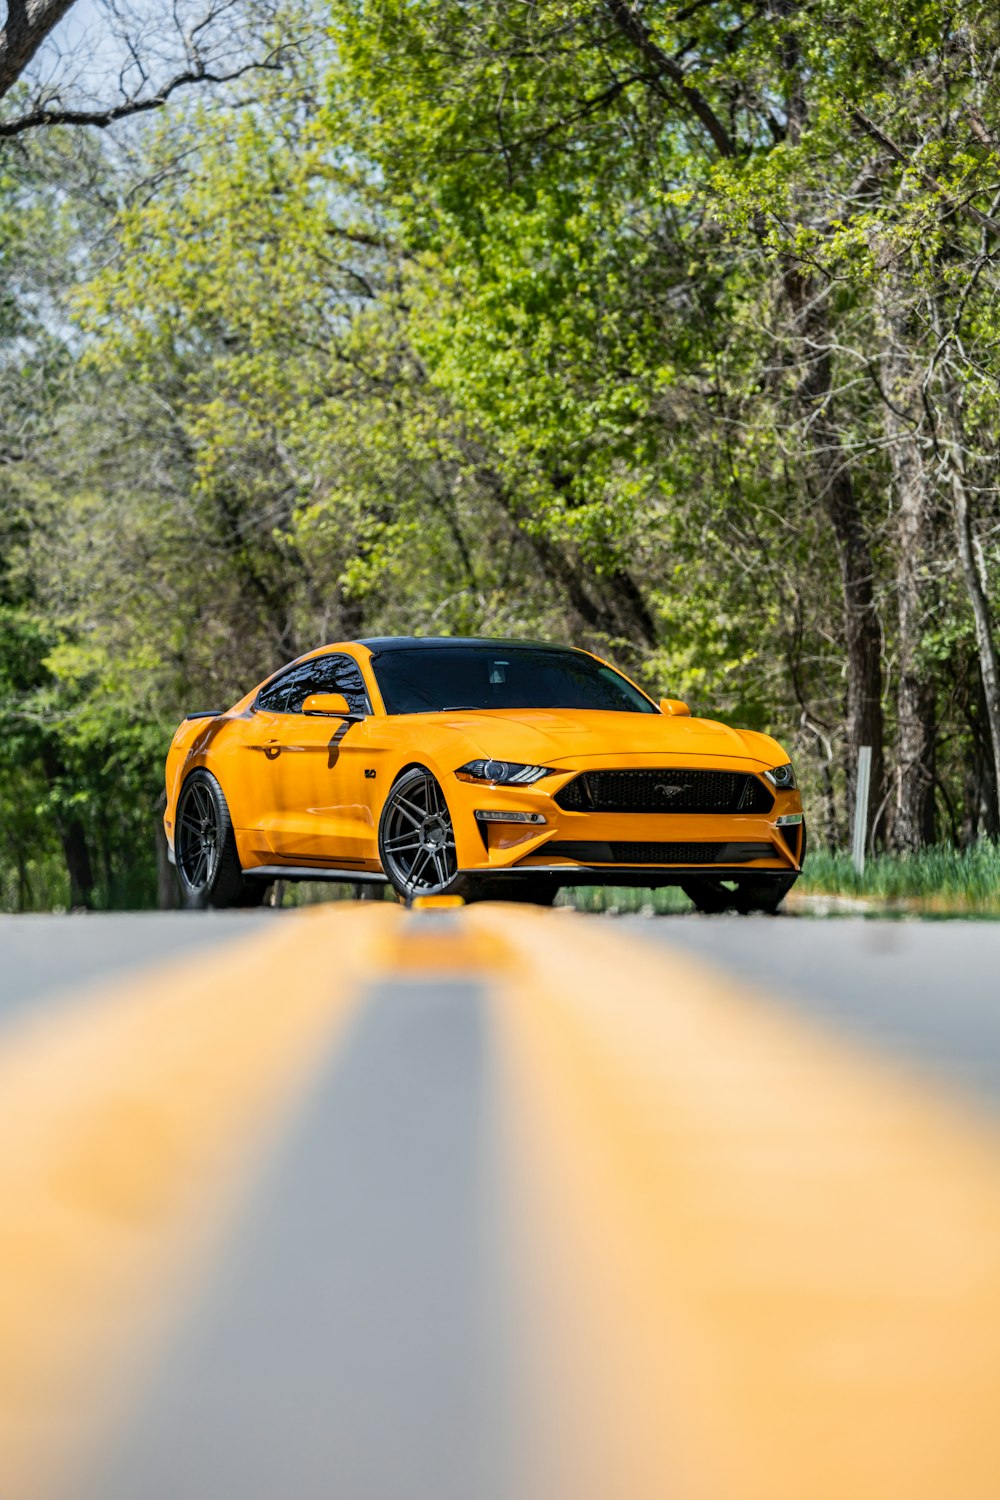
[2, 0, 1000, 906]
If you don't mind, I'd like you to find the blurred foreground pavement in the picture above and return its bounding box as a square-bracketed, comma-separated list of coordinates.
[1, 905, 999, 1500]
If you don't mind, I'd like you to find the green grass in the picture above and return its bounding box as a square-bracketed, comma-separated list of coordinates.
[9, 845, 1000, 915]
[799, 843, 1000, 912]
[556, 885, 693, 914]
[560, 842, 1000, 916]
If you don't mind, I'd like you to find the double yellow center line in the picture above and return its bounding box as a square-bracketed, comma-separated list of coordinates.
[1, 904, 999, 1500]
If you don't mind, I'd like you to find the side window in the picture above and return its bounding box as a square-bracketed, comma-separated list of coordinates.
[256, 661, 313, 713]
[256, 654, 370, 715]
[298, 654, 370, 715]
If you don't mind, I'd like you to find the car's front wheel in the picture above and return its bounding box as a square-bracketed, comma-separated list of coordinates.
[174, 769, 269, 909]
[378, 766, 462, 903]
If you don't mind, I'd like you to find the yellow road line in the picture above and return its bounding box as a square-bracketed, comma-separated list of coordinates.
[8, 902, 1000, 1500]
[0, 905, 399, 1500]
[474, 905, 1000, 1500]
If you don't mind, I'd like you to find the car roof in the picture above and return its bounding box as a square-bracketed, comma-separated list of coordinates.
[355, 636, 582, 652]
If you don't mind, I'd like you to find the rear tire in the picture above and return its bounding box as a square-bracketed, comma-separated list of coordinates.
[733, 875, 796, 915]
[680, 878, 733, 914]
[174, 769, 270, 909]
[465, 877, 559, 907]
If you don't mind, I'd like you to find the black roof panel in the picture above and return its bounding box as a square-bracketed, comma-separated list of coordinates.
[356, 635, 581, 652]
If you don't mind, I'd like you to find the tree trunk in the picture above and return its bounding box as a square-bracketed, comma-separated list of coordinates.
[785, 269, 886, 844]
[946, 426, 1000, 823]
[41, 747, 95, 909]
[0, 0, 78, 101]
[57, 814, 94, 908]
[874, 271, 936, 850]
[820, 416, 887, 845]
[962, 739, 988, 845]
[890, 442, 937, 850]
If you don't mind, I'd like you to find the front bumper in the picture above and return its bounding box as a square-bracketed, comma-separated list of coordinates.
[457, 867, 799, 894]
[447, 757, 805, 879]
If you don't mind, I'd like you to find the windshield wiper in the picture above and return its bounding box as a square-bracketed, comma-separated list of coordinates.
[439, 705, 486, 712]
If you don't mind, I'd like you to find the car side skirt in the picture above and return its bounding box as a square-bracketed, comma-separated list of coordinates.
[243, 865, 389, 884]
[470, 865, 797, 887]
[239, 862, 795, 889]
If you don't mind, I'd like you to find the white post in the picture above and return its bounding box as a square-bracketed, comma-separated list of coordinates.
[852, 745, 872, 876]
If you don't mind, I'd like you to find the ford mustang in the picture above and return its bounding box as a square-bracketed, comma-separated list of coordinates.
[164, 636, 805, 911]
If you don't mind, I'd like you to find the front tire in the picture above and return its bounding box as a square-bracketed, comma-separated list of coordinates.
[378, 766, 461, 903]
[174, 769, 269, 909]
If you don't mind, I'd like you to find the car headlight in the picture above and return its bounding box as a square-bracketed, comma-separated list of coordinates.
[763, 762, 797, 791]
[455, 759, 553, 785]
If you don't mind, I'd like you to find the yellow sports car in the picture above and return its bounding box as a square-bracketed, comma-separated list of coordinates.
[164, 637, 804, 911]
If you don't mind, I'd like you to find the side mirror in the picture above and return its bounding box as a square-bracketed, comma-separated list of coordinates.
[660, 697, 691, 717]
[302, 692, 361, 718]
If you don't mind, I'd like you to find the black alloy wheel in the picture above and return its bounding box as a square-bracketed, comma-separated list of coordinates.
[378, 767, 460, 901]
[174, 769, 269, 909]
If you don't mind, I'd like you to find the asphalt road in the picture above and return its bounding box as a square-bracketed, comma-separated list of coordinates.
[2, 905, 999, 1500]
[0, 911, 270, 1023]
[4, 908, 998, 1106]
[630, 912, 1000, 1108]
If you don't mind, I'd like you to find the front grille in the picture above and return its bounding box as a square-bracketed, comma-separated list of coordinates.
[613, 841, 734, 864]
[555, 769, 773, 814]
[539, 840, 774, 866]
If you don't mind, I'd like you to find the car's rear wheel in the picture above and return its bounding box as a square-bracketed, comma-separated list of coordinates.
[174, 769, 270, 909]
[378, 766, 461, 902]
[466, 876, 558, 907]
[499, 878, 559, 906]
[680, 877, 734, 914]
[733, 875, 796, 915]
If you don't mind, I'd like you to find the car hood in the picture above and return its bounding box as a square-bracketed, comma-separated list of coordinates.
[436, 708, 769, 766]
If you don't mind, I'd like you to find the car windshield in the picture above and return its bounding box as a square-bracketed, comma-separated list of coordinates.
[370, 646, 658, 715]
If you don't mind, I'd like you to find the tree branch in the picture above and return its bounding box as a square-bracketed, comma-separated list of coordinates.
[968, 108, 997, 151]
[847, 102, 1000, 238]
[0, 51, 286, 137]
[325, 224, 397, 252]
[602, 0, 736, 157]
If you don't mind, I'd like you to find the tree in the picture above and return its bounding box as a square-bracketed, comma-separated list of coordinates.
[3, 0, 1000, 907]
[0, 0, 77, 101]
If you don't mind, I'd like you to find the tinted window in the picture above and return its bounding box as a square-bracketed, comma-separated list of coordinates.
[370, 647, 656, 715]
[256, 653, 370, 715]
